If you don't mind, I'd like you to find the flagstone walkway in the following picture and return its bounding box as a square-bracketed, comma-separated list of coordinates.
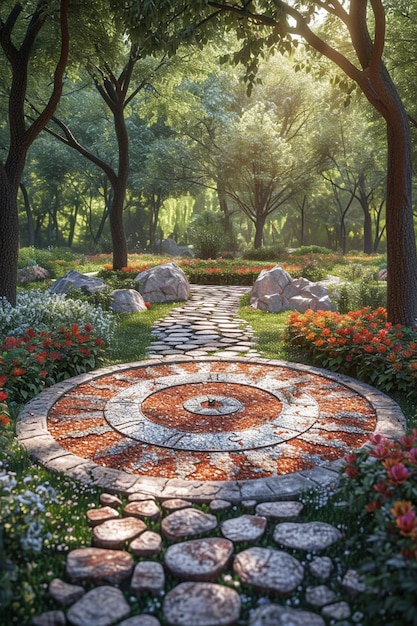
[21, 285, 406, 626]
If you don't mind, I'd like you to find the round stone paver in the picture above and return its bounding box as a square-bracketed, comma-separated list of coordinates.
[131, 561, 165, 596]
[233, 547, 304, 596]
[123, 500, 161, 521]
[130, 531, 162, 557]
[255, 501, 304, 521]
[93, 517, 146, 549]
[66, 548, 134, 585]
[66, 586, 130, 626]
[161, 509, 217, 541]
[87, 506, 120, 527]
[164, 537, 234, 582]
[220, 515, 267, 543]
[273, 521, 342, 551]
[163, 581, 241, 626]
[248, 604, 325, 626]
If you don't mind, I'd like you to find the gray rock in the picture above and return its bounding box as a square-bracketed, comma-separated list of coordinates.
[221, 514, 267, 543]
[164, 538, 233, 582]
[163, 582, 241, 626]
[131, 561, 165, 596]
[161, 508, 217, 541]
[32, 611, 66, 626]
[130, 530, 162, 557]
[341, 569, 367, 596]
[48, 578, 85, 606]
[249, 604, 325, 626]
[250, 265, 334, 313]
[309, 556, 334, 581]
[305, 585, 338, 607]
[321, 601, 351, 620]
[159, 237, 181, 256]
[18, 265, 49, 283]
[50, 270, 106, 294]
[233, 547, 304, 596]
[134, 262, 190, 303]
[66, 586, 130, 626]
[110, 289, 147, 313]
[273, 521, 342, 551]
[119, 617, 161, 626]
[66, 547, 134, 585]
[255, 501, 304, 521]
[92, 516, 146, 549]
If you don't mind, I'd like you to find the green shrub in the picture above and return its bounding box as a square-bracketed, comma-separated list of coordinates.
[188, 211, 229, 259]
[293, 245, 333, 255]
[18, 247, 82, 278]
[337, 274, 386, 313]
[242, 244, 285, 261]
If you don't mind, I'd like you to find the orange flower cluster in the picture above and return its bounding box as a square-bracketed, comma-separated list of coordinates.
[344, 432, 417, 560]
[286, 307, 417, 400]
[0, 325, 106, 404]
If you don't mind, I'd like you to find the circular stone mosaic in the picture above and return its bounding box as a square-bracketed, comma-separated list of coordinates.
[36, 358, 397, 483]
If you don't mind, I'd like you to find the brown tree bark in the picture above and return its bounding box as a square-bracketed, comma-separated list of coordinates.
[0, 1, 70, 305]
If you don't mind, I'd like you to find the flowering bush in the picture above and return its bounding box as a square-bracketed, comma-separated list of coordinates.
[342, 433, 417, 623]
[0, 325, 106, 403]
[0, 290, 115, 343]
[285, 307, 417, 400]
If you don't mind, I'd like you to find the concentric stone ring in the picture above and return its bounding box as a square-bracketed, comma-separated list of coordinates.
[17, 357, 406, 501]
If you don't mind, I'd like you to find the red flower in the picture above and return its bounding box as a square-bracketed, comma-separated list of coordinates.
[12, 367, 26, 377]
[0, 375, 7, 387]
[144, 302, 151, 309]
[365, 500, 382, 512]
[0, 413, 10, 426]
[84, 323, 93, 333]
[345, 465, 358, 478]
[0, 391, 8, 402]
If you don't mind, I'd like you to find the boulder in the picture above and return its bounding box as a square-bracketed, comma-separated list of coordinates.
[18, 265, 49, 283]
[159, 238, 182, 256]
[49, 270, 106, 295]
[251, 265, 335, 314]
[110, 289, 147, 313]
[134, 262, 190, 303]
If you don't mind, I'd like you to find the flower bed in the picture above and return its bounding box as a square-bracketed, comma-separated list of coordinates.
[285, 307, 417, 400]
[0, 325, 106, 404]
[342, 432, 417, 622]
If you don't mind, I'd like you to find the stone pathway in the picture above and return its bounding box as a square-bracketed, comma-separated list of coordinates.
[146, 285, 260, 358]
[33, 492, 364, 626]
[23, 285, 406, 626]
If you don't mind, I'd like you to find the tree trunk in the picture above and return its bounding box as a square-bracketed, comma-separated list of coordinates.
[110, 179, 128, 269]
[0, 168, 20, 306]
[20, 182, 35, 247]
[357, 175, 373, 254]
[254, 214, 265, 249]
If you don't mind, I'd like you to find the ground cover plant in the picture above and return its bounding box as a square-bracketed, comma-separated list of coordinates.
[1, 247, 415, 624]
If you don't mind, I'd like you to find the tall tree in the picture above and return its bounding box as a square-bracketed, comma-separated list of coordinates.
[0, 0, 70, 305]
[122, 0, 417, 324]
[204, 0, 417, 325]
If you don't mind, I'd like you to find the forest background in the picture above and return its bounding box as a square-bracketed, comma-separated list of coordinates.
[1, 1, 417, 320]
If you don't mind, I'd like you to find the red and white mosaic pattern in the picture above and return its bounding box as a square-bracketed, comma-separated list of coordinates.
[47, 360, 377, 482]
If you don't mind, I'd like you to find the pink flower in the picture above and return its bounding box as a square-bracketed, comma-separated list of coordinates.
[388, 463, 411, 484]
[395, 510, 417, 536]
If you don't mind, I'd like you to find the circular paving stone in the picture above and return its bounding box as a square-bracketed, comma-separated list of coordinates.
[233, 547, 304, 596]
[19, 357, 405, 498]
[273, 521, 342, 551]
[248, 605, 325, 626]
[92, 517, 146, 549]
[220, 514, 267, 543]
[163, 582, 241, 626]
[66, 548, 133, 585]
[66, 586, 130, 626]
[255, 501, 304, 521]
[130, 531, 162, 557]
[164, 538, 234, 582]
[87, 506, 120, 527]
[123, 500, 161, 521]
[161, 509, 217, 541]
